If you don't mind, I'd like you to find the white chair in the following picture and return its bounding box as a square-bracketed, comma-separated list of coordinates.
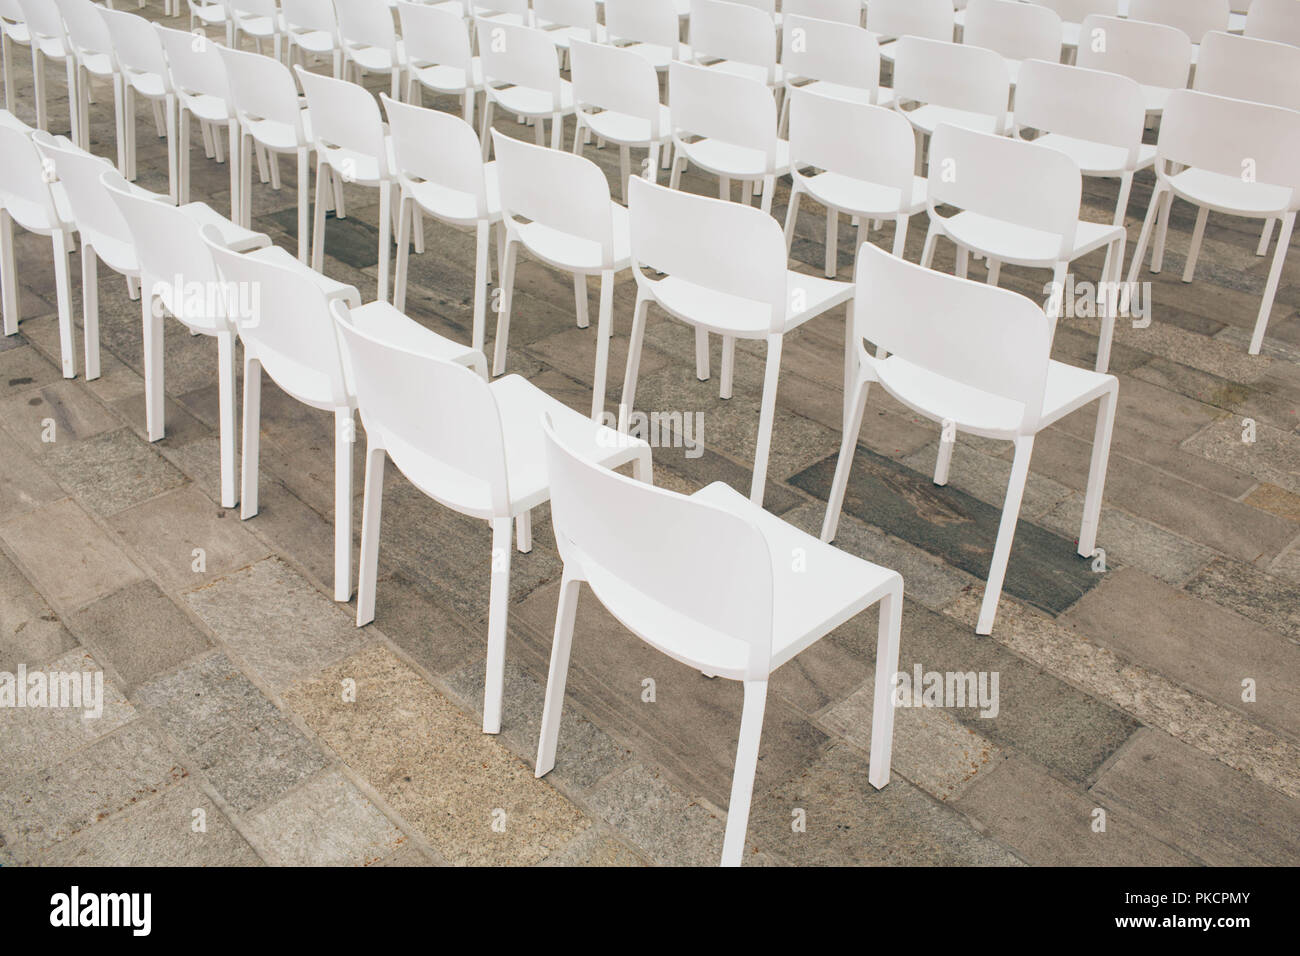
[491, 129, 629, 418]
[1012, 58, 1151, 226]
[778, 13, 892, 137]
[383, 94, 501, 352]
[337, 303, 651, 735]
[0, 0, 32, 117]
[204, 227, 363, 602]
[398, 2, 481, 123]
[157, 25, 234, 206]
[1128, 0, 1230, 57]
[783, 0, 862, 25]
[226, 0, 286, 59]
[688, 0, 781, 88]
[922, 122, 1127, 372]
[1075, 14, 1193, 116]
[570, 38, 669, 202]
[1246, 0, 1300, 47]
[53, 0, 122, 153]
[281, 0, 342, 76]
[477, 20, 575, 157]
[219, 44, 314, 260]
[785, 89, 924, 280]
[187, 1, 231, 38]
[1032, 0, 1120, 53]
[0, 122, 78, 379]
[963, 0, 1063, 85]
[1127, 89, 1300, 355]
[603, 0, 689, 72]
[295, 66, 397, 302]
[16, 0, 77, 135]
[100, 6, 177, 197]
[866, 0, 956, 62]
[823, 242, 1118, 636]
[334, 0, 404, 99]
[533, 0, 604, 55]
[667, 61, 790, 213]
[105, 171, 271, 509]
[624, 176, 854, 506]
[535, 412, 903, 867]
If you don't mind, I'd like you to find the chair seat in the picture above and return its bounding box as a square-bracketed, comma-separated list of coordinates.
[347, 40, 403, 73]
[287, 28, 336, 55]
[35, 36, 71, 61]
[803, 170, 927, 218]
[513, 200, 629, 273]
[488, 80, 575, 118]
[1, 22, 30, 45]
[904, 103, 1003, 137]
[244, 108, 310, 152]
[676, 136, 791, 180]
[179, 91, 231, 124]
[403, 161, 501, 225]
[646, 269, 852, 337]
[191, 3, 228, 26]
[411, 58, 484, 94]
[233, 12, 284, 38]
[343, 300, 484, 385]
[72, 50, 115, 77]
[318, 135, 394, 187]
[124, 69, 169, 100]
[581, 104, 671, 147]
[245, 243, 358, 304]
[938, 210, 1123, 268]
[1030, 132, 1155, 177]
[1166, 167, 1296, 217]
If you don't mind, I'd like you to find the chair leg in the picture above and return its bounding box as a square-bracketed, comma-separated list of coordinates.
[1151, 189, 1174, 274]
[471, 219, 490, 355]
[1096, 240, 1122, 374]
[483, 515, 512, 734]
[311, 158, 328, 271]
[1183, 206, 1208, 283]
[695, 327, 710, 381]
[2, 34, 13, 114]
[892, 214, 910, 258]
[955, 245, 969, 280]
[1113, 172, 1133, 229]
[239, 130, 252, 227]
[377, 180, 392, 304]
[240, 355, 262, 520]
[822, 373, 870, 543]
[535, 571, 582, 777]
[749, 334, 784, 507]
[572, 273, 589, 329]
[720, 336, 735, 400]
[179, 106, 191, 205]
[825, 207, 838, 279]
[65, 56, 80, 149]
[356, 443, 386, 626]
[515, 512, 532, 553]
[920, 221, 940, 270]
[32, 49, 47, 132]
[0, 210, 16, 337]
[619, 144, 631, 204]
[759, 175, 774, 216]
[333, 407, 355, 603]
[933, 424, 955, 486]
[480, 100, 495, 161]
[1078, 384, 1116, 560]
[590, 270, 614, 420]
[867, 581, 903, 789]
[1250, 211, 1295, 356]
[295, 148, 309, 263]
[142, 289, 165, 442]
[217, 331, 238, 509]
[620, 295, 651, 427]
[720, 680, 768, 867]
[393, 196, 412, 313]
[783, 186, 801, 254]
[1126, 185, 1165, 288]
[975, 434, 1034, 636]
[492, 239, 519, 376]
[165, 96, 178, 204]
[51, 231, 76, 379]
[1257, 218, 1275, 257]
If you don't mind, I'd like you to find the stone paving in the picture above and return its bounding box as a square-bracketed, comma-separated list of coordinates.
[1, 5, 1298, 866]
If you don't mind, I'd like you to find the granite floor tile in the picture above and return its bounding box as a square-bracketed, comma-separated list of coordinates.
[1244, 483, 1300, 524]
[1184, 558, 1300, 642]
[583, 764, 726, 867]
[536, 825, 646, 867]
[0, 379, 119, 455]
[44, 427, 189, 516]
[901, 440, 1075, 521]
[1182, 415, 1300, 496]
[0, 346, 63, 400]
[0, 548, 78, 673]
[0, 430, 66, 523]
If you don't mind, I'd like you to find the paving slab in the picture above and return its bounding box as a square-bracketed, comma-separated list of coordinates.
[0, 379, 119, 455]
[1038, 499, 1214, 587]
[583, 764, 726, 867]
[537, 825, 646, 867]
[1184, 558, 1300, 642]
[0, 548, 78, 673]
[1244, 483, 1300, 524]
[45, 427, 189, 517]
[1182, 415, 1300, 496]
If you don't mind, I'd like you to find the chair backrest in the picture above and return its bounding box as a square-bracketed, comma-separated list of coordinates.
[542, 413, 775, 678]
[1075, 14, 1193, 91]
[491, 129, 616, 264]
[570, 38, 662, 139]
[1032, 0, 1119, 23]
[16, 0, 66, 44]
[892, 36, 1011, 132]
[604, 0, 681, 58]
[0, 0, 22, 27]
[1158, 89, 1300, 202]
[789, 90, 915, 209]
[866, 0, 955, 42]
[334, 0, 398, 52]
[334, 304, 510, 516]
[397, 1, 471, 71]
[1128, 0, 1230, 44]
[157, 24, 229, 103]
[533, 0, 597, 37]
[282, 0, 339, 36]
[669, 61, 777, 165]
[1194, 30, 1300, 111]
[964, 0, 1063, 62]
[204, 228, 350, 408]
[295, 65, 389, 174]
[100, 7, 169, 81]
[1013, 58, 1144, 167]
[0, 125, 61, 233]
[219, 44, 306, 135]
[32, 134, 135, 273]
[477, 21, 563, 102]
[381, 93, 489, 219]
[472, 0, 530, 22]
[782, 14, 883, 101]
[927, 122, 1082, 260]
[1246, 0, 1300, 47]
[689, 0, 777, 84]
[783, 0, 862, 24]
[628, 175, 787, 333]
[53, 0, 113, 59]
[854, 242, 1052, 434]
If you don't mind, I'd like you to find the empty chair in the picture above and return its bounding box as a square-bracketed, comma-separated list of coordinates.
[1012, 58, 1151, 226]
[281, 0, 343, 76]
[398, 2, 482, 123]
[1246, 0, 1300, 46]
[668, 61, 790, 213]
[157, 25, 234, 205]
[105, 172, 271, 509]
[689, 0, 781, 88]
[570, 38, 669, 202]
[624, 176, 854, 506]
[535, 414, 903, 867]
[0, 0, 32, 117]
[603, 0, 689, 72]
[1074, 14, 1193, 116]
[779, 13, 892, 137]
[220, 44, 314, 260]
[204, 228, 364, 602]
[866, 0, 956, 61]
[295, 66, 397, 302]
[922, 122, 1127, 372]
[533, 0, 604, 54]
[477, 20, 575, 157]
[187, 1, 230, 38]
[963, 0, 1063, 84]
[823, 243, 1117, 636]
[54, 0, 122, 153]
[337, 303, 650, 736]
[226, 0, 286, 59]
[0, 123, 77, 378]
[334, 0, 404, 98]
[1127, 90, 1300, 355]
[383, 95, 501, 352]
[491, 129, 629, 418]
[16, 0, 76, 135]
[1128, 0, 1230, 54]
[100, 6, 177, 196]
